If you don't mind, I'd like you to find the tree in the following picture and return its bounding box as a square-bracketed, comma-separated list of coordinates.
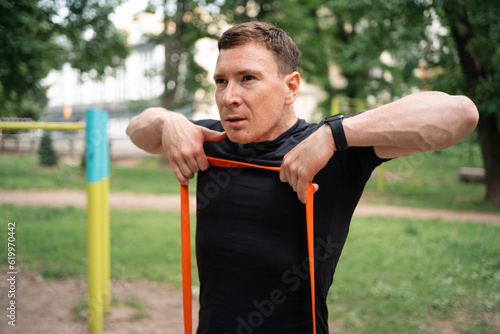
[38, 131, 58, 166]
[143, 0, 226, 111]
[0, 0, 130, 120]
[0, 1, 61, 119]
[426, 0, 500, 204]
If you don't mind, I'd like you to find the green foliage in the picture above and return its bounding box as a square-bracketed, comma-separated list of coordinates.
[37, 132, 58, 166]
[423, 0, 500, 116]
[62, 0, 130, 78]
[0, 1, 62, 119]
[0, 0, 130, 119]
[143, 0, 225, 111]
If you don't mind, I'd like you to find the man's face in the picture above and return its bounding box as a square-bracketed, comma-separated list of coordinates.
[213, 42, 298, 144]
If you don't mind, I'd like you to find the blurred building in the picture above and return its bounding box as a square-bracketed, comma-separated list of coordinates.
[44, 12, 164, 125]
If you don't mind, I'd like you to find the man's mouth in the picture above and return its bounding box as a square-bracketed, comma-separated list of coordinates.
[226, 116, 246, 123]
[225, 117, 246, 129]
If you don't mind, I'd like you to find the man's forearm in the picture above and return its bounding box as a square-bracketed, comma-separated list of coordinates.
[126, 107, 173, 154]
[341, 92, 479, 158]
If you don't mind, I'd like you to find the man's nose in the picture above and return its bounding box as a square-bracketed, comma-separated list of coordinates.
[222, 82, 242, 106]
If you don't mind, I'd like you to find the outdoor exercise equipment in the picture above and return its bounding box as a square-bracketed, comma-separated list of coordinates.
[180, 157, 317, 334]
[0, 109, 110, 334]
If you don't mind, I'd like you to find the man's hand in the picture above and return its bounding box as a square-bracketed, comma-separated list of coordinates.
[126, 107, 226, 185]
[280, 125, 335, 203]
[159, 113, 227, 185]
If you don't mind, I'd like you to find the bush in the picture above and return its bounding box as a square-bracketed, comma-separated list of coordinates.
[37, 131, 58, 166]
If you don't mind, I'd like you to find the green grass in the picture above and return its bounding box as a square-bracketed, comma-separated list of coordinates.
[110, 156, 188, 194]
[0, 153, 85, 190]
[329, 216, 500, 333]
[0, 153, 187, 194]
[363, 140, 500, 212]
[2, 205, 197, 287]
[2, 205, 499, 333]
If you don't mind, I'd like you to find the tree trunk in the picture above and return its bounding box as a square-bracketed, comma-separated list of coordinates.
[162, 0, 187, 110]
[476, 114, 500, 204]
[162, 2, 173, 109]
[443, 3, 500, 205]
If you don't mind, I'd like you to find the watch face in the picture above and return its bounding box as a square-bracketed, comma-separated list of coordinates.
[326, 115, 344, 122]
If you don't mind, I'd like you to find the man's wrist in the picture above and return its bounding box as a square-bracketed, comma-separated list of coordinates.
[324, 115, 348, 151]
[153, 113, 168, 138]
[153, 109, 178, 136]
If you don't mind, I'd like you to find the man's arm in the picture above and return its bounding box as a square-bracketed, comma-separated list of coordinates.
[280, 91, 479, 203]
[126, 107, 226, 185]
[345, 92, 479, 158]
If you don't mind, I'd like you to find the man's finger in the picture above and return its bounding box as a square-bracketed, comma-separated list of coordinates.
[279, 167, 288, 183]
[171, 161, 189, 186]
[184, 154, 202, 175]
[202, 127, 227, 142]
[297, 181, 308, 204]
[196, 153, 210, 172]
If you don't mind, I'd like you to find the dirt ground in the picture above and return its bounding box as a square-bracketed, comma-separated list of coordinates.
[0, 269, 197, 334]
[0, 189, 499, 224]
[0, 189, 499, 334]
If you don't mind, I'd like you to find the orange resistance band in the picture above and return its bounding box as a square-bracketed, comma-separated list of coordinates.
[180, 156, 316, 334]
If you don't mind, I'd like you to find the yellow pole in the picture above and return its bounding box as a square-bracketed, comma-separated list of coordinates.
[331, 96, 340, 115]
[0, 116, 109, 333]
[101, 176, 110, 313]
[356, 99, 365, 114]
[87, 182, 103, 333]
[86, 109, 104, 334]
[101, 111, 110, 314]
[377, 163, 386, 194]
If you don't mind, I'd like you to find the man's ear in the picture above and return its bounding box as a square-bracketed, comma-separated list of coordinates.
[284, 71, 300, 105]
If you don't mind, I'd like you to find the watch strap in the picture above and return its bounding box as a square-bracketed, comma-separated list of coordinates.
[324, 115, 348, 151]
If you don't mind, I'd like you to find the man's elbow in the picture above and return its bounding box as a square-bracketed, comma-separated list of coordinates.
[126, 114, 140, 139]
[125, 123, 132, 138]
[433, 95, 479, 152]
[457, 95, 479, 135]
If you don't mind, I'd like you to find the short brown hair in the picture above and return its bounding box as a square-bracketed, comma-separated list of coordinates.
[218, 22, 299, 77]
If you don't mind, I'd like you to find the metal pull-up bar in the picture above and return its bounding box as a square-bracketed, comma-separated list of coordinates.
[0, 108, 110, 334]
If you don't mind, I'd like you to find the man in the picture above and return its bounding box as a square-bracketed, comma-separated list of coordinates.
[127, 22, 478, 334]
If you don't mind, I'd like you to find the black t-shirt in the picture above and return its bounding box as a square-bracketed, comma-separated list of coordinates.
[193, 119, 386, 334]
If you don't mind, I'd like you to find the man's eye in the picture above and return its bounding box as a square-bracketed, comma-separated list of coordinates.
[215, 78, 227, 84]
[242, 75, 255, 81]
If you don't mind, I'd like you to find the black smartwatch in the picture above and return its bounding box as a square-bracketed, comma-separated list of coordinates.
[324, 114, 348, 151]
